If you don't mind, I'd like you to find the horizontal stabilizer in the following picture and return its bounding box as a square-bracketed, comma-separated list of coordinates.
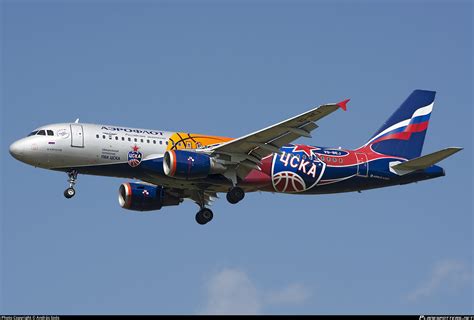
[391, 147, 462, 173]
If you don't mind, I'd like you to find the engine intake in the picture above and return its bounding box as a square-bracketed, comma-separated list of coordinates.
[163, 150, 225, 180]
[118, 182, 181, 211]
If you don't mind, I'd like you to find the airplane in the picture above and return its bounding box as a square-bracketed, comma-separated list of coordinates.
[9, 90, 462, 225]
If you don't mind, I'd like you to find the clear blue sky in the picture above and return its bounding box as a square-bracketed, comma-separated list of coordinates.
[1, 0, 472, 315]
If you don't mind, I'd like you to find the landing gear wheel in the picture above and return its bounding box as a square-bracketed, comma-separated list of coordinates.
[64, 169, 78, 199]
[195, 208, 214, 225]
[64, 187, 76, 199]
[226, 187, 245, 204]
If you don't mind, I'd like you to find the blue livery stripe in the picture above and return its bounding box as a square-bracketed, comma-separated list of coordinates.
[410, 113, 431, 124]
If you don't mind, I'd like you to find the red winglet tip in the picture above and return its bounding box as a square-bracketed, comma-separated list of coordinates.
[337, 98, 350, 111]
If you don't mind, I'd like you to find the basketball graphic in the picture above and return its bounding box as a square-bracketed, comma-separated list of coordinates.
[272, 171, 306, 193]
[167, 132, 233, 151]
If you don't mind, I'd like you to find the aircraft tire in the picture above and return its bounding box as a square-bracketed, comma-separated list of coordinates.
[196, 208, 213, 225]
[64, 187, 75, 199]
[226, 187, 245, 204]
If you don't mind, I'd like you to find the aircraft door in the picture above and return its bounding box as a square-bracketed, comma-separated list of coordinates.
[356, 153, 368, 177]
[70, 124, 84, 148]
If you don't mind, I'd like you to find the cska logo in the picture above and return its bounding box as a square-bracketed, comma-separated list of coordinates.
[127, 145, 143, 167]
[271, 150, 326, 193]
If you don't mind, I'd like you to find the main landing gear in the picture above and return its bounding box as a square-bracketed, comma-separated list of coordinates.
[226, 186, 245, 204]
[195, 208, 214, 225]
[193, 186, 246, 225]
[194, 191, 214, 225]
[193, 187, 245, 225]
[64, 169, 78, 199]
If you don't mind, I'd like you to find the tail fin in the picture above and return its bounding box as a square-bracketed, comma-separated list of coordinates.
[363, 90, 436, 159]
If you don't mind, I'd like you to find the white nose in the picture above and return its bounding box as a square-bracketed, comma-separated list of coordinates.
[9, 140, 25, 160]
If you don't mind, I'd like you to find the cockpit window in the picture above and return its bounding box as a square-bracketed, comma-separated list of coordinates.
[37, 130, 46, 135]
[27, 130, 39, 136]
[47, 130, 54, 136]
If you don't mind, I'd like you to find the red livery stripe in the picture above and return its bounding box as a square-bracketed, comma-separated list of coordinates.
[405, 121, 429, 133]
[373, 131, 411, 143]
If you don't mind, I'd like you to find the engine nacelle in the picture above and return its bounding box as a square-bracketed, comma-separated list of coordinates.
[163, 150, 225, 180]
[118, 182, 181, 211]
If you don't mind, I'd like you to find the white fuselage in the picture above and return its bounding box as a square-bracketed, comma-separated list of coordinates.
[9, 122, 172, 170]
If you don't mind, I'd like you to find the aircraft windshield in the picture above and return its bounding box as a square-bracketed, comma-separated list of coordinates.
[27, 129, 55, 137]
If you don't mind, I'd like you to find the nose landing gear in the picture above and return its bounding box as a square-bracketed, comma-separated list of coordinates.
[64, 170, 78, 199]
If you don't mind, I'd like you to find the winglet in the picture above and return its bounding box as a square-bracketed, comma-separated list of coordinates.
[337, 99, 350, 111]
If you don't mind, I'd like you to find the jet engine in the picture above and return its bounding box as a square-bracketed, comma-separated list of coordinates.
[163, 150, 226, 180]
[118, 182, 181, 211]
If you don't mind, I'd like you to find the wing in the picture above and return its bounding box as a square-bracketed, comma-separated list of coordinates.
[210, 99, 350, 178]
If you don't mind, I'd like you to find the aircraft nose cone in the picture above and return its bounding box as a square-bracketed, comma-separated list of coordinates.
[9, 140, 24, 160]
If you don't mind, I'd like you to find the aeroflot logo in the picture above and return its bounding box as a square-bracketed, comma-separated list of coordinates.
[101, 126, 163, 135]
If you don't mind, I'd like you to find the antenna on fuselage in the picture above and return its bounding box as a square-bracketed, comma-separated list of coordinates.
[74, 118, 80, 123]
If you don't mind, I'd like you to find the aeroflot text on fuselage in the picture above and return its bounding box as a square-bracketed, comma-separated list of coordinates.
[101, 126, 164, 136]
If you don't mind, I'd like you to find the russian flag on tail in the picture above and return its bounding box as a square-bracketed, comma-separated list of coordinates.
[363, 90, 436, 160]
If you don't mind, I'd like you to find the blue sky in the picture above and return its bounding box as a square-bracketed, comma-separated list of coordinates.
[1, 0, 472, 315]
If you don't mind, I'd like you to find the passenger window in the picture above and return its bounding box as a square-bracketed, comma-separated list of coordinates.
[140, 139, 144, 143]
[196, 142, 202, 148]
[103, 135, 106, 139]
[122, 137, 125, 141]
[96, 134, 99, 138]
[333, 158, 338, 162]
[115, 136, 119, 140]
[160, 141, 163, 145]
[339, 158, 343, 163]
[166, 141, 168, 145]
[128, 137, 131, 141]
[134, 138, 137, 142]
[28, 130, 39, 137]
[147, 139, 150, 144]
[187, 142, 192, 148]
[37, 130, 46, 135]
[109, 136, 112, 139]
[153, 140, 156, 144]
[47, 130, 54, 136]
